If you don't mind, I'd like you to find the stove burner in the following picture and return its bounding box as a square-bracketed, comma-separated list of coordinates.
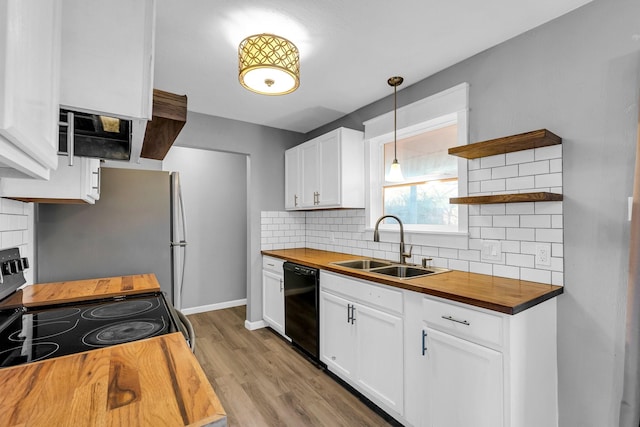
[81, 300, 155, 320]
[34, 307, 81, 322]
[0, 342, 59, 367]
[8, 319, 79, 342]
[82, 318, 166, 347]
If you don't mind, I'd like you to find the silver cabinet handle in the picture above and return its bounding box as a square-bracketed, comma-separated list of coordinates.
[59, 111, 75, 166]
[279, 278, 283, 292]
[442, 315, 470, 326]
[92, 169, 100, 191]
[422, 330, 427, 355]
[294, 194, 298, 207]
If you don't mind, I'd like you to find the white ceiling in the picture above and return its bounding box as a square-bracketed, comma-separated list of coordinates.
[154, 0, 592, 134]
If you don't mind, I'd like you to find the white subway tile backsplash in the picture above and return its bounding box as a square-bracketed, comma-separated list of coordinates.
[535, 201, 563, 214]
[481, 227, 506, 240]
[492, 165, 519, 179]
[506, 253, 535, 268]
[506, 176, 535, 191]
[493, 215, 519, 228]
[481, 154, 506, 169]
[261, 139, 563, 286]
[501, 240, 521, 253]
[469, 215, 493, 227]
[493, 264, 520, 280]
[480, 204, 506, 215]
[521, 268, 552, 283]
[448, 259, 469, 272]
[469, 169, 492, 182]
[535, 145, 562, 160]
[520, 215, 551, 228]
[535, 173, 562, 188]
[507, 228, 536, 241]
[481, 179, 506, 193]
[506, 150, 534, 165]
[536, 228, 563, 243]
[506, 203, 535, 215]
[519, 161, 549, 176]
[470, 262, 493, 275]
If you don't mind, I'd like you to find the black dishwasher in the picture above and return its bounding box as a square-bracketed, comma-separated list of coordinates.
[283, 262, 320, 363]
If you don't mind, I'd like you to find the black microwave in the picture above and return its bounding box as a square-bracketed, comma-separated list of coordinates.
[59, 109, 132, 161]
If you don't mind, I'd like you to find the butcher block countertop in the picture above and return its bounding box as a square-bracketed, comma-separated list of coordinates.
[0, 273, 162, 310]
[0, 274, 226, 427]
[262, 248, 563, 315]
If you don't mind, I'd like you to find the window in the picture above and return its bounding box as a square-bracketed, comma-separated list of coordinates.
[383, 124, 459, 229]
[364, 83, 469, 241]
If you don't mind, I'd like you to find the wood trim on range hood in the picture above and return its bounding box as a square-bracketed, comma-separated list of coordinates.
[140, 89, 187, 160]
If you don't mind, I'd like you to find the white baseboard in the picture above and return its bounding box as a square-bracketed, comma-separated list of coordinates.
[180, 298, 247, 315]
[245, 319, 267, 331]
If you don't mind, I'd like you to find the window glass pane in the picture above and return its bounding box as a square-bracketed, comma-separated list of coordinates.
[384, 124, 458, 181]
[383, 180, 458, 226]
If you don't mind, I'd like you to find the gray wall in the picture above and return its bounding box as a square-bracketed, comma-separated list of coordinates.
[308, 0, 640, 425]
[171, 112, 304, 320]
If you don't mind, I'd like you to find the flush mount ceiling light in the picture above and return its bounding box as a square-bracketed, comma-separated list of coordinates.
[238, 33, 300, 95]
[386, 76, 404, 182]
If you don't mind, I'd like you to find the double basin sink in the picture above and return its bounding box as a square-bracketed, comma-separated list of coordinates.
[331, 259, 450, 279]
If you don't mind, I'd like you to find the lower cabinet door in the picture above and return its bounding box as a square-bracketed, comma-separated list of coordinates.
[319, 291, 356, 379]
[423, 327, 504, 427]
[262, 270, 284, 334]
[355, 303, 404, 416]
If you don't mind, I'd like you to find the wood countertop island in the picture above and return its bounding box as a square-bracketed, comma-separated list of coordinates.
[262, 248, 563, 314]
[0, 274, 226, 427]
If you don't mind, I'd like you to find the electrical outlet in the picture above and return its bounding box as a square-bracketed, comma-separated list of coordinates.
[481, 240, 502, 261]
[535, 243, 551, 266]
[330, 232, 335, 243]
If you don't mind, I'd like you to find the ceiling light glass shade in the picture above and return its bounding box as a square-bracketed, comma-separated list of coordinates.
[238, 33, 300, 95]
[387, 159, 404, 182]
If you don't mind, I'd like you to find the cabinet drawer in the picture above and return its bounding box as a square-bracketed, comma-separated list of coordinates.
[321, 271, 403, 315]
[422, 297, 503, 349]
[262, 256, 284, 274]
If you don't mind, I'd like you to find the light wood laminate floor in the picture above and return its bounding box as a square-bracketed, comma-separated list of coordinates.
[189, 306, 393, 427]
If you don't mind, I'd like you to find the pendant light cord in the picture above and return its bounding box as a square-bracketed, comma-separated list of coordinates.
[394, 83, 398, 161]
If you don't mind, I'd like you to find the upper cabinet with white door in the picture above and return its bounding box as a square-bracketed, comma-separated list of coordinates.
[285, 127, 364, 210]
[0, 0, 61, 180]
[60, 0, 155, 120]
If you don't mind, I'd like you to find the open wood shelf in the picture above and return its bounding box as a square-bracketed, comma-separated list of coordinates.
[450, 192, 563, 205]
[448, 129, 561, 159]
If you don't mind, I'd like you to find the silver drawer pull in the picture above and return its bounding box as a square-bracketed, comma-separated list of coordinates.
[442, 315, 470, 326]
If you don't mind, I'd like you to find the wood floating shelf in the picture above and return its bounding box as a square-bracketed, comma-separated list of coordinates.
[448, 129, 561, 159]
[450, 192, 563, 205]
[141, 89, 188, 160]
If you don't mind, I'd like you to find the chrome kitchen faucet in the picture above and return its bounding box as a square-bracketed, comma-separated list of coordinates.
[373, 215, 412, 264]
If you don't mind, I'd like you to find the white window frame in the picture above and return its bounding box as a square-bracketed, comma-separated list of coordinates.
[363, 83, 469, 249]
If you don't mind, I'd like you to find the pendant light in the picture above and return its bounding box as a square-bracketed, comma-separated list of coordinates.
[238, 33, 300, 95]
[387, 76, 404, 182]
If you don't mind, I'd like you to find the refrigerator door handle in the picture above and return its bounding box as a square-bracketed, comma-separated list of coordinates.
[177, 180, 188, 301]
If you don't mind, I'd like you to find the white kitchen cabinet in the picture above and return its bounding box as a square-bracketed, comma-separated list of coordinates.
[320, 271, 404, 418]
[0, 156, 100, 204]
[422, 327, 503, 427]
[0, 0, 61, 179]
[404, 292, 559, 427]
[285, 127, 364, 210]
[262, 256, 285, 336]
[284, 148, 300, 209]
[59, 0, 155, 120]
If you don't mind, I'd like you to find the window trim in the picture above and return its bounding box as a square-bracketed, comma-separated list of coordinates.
[363, 83, 469, 249]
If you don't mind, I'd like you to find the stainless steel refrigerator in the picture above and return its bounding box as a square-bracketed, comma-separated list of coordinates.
[35, 167, 187, 308]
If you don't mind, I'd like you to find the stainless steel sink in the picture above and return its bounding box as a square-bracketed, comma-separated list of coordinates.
[331, 258, 450, 279]
[370, 265, 439, 279]
[331, 259, 393, 270]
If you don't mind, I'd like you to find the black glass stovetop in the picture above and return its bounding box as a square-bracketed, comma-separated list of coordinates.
[0, 293, 179, 368]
